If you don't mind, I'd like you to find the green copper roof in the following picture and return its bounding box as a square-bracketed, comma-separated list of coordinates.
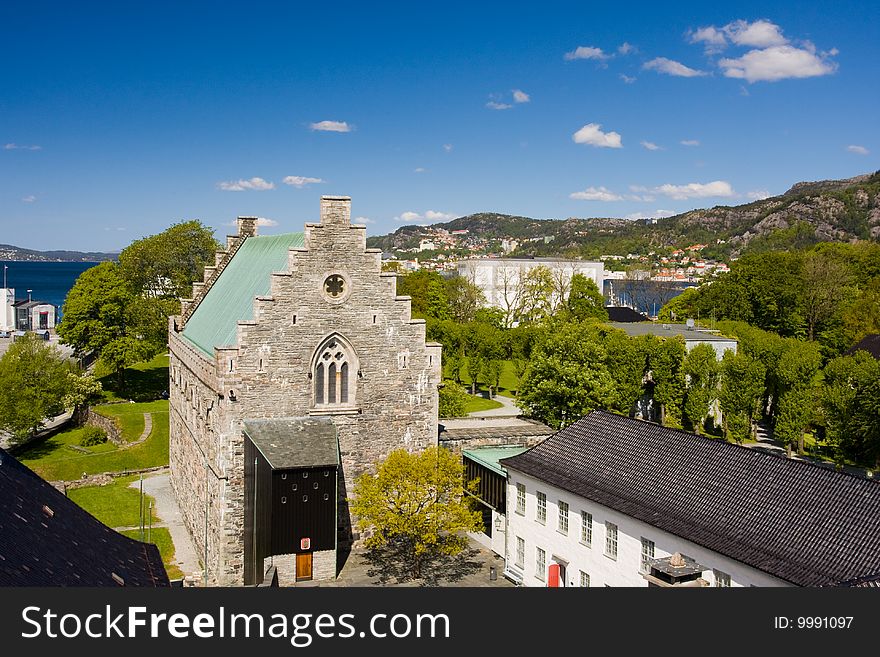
[462, 445, 529, 477]
[182, 233, 304, 356]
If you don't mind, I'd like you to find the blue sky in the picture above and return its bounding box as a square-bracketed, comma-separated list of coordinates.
[2, 1, 878, 251]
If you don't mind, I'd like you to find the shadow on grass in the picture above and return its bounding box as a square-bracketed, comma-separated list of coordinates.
[360, 542, 483, 587]
[98, 363, 168, 402]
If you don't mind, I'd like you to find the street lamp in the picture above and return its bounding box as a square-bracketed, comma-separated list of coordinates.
[27, 289, 32, 303]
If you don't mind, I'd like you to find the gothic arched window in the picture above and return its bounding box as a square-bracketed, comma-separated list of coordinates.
[312, 334, 357, 407]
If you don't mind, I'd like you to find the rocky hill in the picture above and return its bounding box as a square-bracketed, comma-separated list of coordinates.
[0, 244, 117, 262]
[366, 171, 880, 260]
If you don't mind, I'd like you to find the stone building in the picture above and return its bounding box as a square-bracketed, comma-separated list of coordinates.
[168, 196, 442, 586]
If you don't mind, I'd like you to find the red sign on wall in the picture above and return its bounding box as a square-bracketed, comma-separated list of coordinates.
[300, 537, 311, 551]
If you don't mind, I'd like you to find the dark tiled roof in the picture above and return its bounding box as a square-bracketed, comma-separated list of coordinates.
[605, 306, 649, 323]
[836, 573, 880, 588]
[500, 411, 880, 587]
[243, 417, 339, 469]
[846, 334, 880, 359]
[0, 449, 169, 586]
[439, 423, 554, 443]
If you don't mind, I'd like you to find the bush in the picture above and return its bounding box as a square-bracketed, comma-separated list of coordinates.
[438, 380, 469, 418]
[80, 425, 108, 447]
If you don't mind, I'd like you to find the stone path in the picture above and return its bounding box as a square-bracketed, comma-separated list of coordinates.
[133, 412, 152, 445]
[129, 471, 202, 578]
[468, 393, 523, 418]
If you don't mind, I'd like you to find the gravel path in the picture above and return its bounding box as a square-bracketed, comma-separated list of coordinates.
[468, 393, 523, 418]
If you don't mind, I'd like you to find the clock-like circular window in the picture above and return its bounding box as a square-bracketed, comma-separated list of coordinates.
[321, 272, 351, 303]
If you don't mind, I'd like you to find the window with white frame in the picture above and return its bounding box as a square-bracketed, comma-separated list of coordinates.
[580, 511, 592, 546]
[515, 536, 525, 568]
[313, 334, 357, 407]
[536, 491, 546, 524]
[579, 571, 590, 587]
[536, 547, 546, 581]
[515, 483, 526, 515]
[640, 538, 655, 572]
[605, 522, 618, 560]
[558, 500, 569, 534]
[714, 569, 731, 587]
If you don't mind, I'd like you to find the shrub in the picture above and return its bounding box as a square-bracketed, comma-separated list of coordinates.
[438, 380, 469, 418]
[80, 425, 108, 447]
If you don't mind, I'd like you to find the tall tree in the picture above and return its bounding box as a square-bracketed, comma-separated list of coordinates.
[823, 352, 880, 467]
[718, 351, 766, 444]
[350, 447, 482, 579]
[0, 334, 72, 442]
[801, 250, 853, 342]
[774, 340, 823, 456]
[682, 343, 721, 434]
[567, 274, 608, 321]
[648, 337, 687, 428]
[445, 274, 485, 323]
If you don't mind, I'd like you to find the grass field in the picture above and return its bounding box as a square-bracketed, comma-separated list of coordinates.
[121, 527, 184, 580]
[93, 400, 168, 442]
[19, 400, 170, 481]
[97, 353, 169, 403]
[463, 395, 504, 414]
[447, 360, 522, 399]
[68, 474, 160, 528]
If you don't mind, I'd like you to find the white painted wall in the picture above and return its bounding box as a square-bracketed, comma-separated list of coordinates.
[685, 338, 737, 359]
[504, 470, 790, 588]
[1, 288, 13, 331]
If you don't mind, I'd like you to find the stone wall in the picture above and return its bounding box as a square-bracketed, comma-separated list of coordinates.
[85, 408, 123, 445]
[169, 197, 441, 586]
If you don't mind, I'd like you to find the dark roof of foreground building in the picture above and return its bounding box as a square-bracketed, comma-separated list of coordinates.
[0, 449, 169, 586]
[500, 411, 880, 587]
[605, 306, 649, 323]
[243, 417, 339, 469]
[846, 333, 880, 359]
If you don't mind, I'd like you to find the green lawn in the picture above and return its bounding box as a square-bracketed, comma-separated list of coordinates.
[447, 360, 522, 399]
[93, 399, 168, 442]
[121, 527, 184, 580]
[18, 400, 170, 481]
[97, 353, 169, 403]
[68, 474, 159, 528]
[463, 395, 504, 414]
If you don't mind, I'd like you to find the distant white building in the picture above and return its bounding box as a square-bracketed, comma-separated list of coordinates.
[496, 411, 880, 588]
[14, 299, 57, 331]
[458, 258, 604, 320]
[418, 239, 437, 252]
[1, 288, 14, 331]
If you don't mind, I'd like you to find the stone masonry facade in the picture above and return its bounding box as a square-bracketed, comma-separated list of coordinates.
[168, 197, 442, 586]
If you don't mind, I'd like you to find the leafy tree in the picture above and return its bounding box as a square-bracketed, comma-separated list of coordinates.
[438, 380, 469, 418]
[648, 337, 687, 428]
[516, 265, 555, 323]
[63, 370, 103, 424]
[350, 447, 482, 579]
[445, 275, 485, 323]
[567, 274, 608, 321]
[682, 343, 721, 434]
[519, 323, 616, 429]
[508, 324, 542, 396]
[823, 352, 880, 467]
[774, 340, 823, 455]
[602, 328, 647, 415]
[801, 250, 854, 342]
[718, 351, 766, 443]
[0, 334, 72, 442]
[117, 219, 218, 299]
[397, 270, 449, 320]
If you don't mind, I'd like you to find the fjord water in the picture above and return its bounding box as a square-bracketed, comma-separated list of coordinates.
[1, 261, 97, 316]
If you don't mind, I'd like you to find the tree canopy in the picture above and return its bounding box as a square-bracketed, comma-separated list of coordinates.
[350, 447, 482, 578]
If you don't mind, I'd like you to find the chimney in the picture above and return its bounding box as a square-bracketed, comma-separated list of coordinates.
[641, 553, 708, 587]
[320, 196, 351, 226]
[237, 217, 258, 237]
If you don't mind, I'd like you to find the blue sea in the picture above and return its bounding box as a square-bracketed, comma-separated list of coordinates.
[1, 260, 99, 318]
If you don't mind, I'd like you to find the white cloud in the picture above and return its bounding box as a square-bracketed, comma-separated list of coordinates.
[626, 194, 656, 202]
[618, 42, 635, 55]
[719, 45, 837, 82]
[640, 141, 661, 151]
[643, 57, 707, 77]
[394, 210, 456, 223]
[620, 74, 636, 84]
[282, 175, 325, 188]
[4, 143, 42, 150]
[486, 100, 512, 110]
[414, 167, 426, 173]
[21, 195, 36, 203]
[629, 185, 649, 192]
[512, 89, 530, 103]
[688, 26, 728, 53]
[654, 180, 735, 200]
[564, 46, 610, 61]
[569, 186, 623, 201]
[680, 139, 700, 146]
[256, 218, 278, 227]
[724, 19, 787, 47]
[443, 143, 453, 152]
[217, 177, 275, 191]
[354, 216, 375, 224]
[847, 145, 869, 155]
[309, 120, 352, 132]
[624, 210, 675, 220]
[747, 189, 771, 200]
[572, 123, 623, 149]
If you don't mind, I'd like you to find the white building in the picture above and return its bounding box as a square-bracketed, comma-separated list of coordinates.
[1, 288, 14, 331]
[496, 411, 880, 588]
[457, 258, 604, 318]
[607, 321, 737, 359]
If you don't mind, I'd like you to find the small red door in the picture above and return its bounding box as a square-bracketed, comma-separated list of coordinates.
[548, 563, 560, 587]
